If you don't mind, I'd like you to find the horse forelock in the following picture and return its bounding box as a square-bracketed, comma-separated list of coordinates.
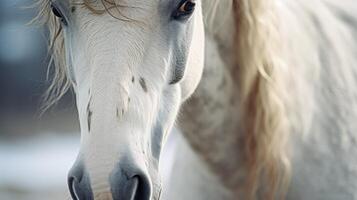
[33, 0, 132, 112]
[32, 0, 67, 112]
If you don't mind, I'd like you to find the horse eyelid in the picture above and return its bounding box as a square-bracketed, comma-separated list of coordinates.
[50, 3, 68, 26]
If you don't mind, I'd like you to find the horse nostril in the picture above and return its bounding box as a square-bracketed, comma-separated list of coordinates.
[67, 163, 93, 200]
[68, 177, 77, 200]
[111, 169, 152, 200]
[131, 174, 151, 200]
[127, 176, 139, 199]
[68, 176, 81, 200]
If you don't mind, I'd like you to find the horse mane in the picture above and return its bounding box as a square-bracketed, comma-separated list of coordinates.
[204, 0, 291, 198]
[233, 0, 290, 198]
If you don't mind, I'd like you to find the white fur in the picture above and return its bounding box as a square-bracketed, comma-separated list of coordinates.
[162, 132, 232, 200]
[61, 0, 205, 198]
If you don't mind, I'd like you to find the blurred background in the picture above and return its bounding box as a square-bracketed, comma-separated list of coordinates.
[0, 0, 80, 199]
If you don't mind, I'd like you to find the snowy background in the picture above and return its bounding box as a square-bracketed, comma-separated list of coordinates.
[0, 1, 80, 198]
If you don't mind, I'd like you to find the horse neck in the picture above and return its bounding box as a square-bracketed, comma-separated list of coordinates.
[179, 0, 357, 198]
[179, 2, 246, 193]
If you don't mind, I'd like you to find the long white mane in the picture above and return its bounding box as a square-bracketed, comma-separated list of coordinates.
[202, 1, 291, 198]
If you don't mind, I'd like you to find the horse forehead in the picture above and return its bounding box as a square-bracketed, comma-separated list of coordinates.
[71, 0, 159, 8]
[72, 0, 163, 24]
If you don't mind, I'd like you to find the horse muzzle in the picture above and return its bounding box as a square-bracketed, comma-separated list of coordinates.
[67, 159, 153, 200]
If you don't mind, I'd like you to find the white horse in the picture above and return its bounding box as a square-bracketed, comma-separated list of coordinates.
[35, 0, 357, 199]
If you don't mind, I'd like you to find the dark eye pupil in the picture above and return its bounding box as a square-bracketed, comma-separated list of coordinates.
[51, 5, 63, 18]
[51, 4, 68, 25]
[184, 1, 195, 12]
[173, 0, 196, 19]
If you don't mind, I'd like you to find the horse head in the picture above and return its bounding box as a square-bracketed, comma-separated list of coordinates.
[41, 0, 204, 199]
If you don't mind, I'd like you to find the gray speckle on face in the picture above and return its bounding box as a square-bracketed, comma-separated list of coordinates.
[71, 6, 76, 13]
[87, 100, 92, 132]
[132, 76, 135, 83]
[116, 107, 125, 119]
[139, 77, 148, 93]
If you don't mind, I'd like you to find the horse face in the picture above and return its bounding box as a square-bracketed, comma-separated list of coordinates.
[50, 0, 204, 199]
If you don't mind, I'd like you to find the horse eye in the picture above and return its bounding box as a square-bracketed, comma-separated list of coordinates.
[173, 0, 196, 19]
[179, 0, 195, 13]
[51, 4, 67, 25]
